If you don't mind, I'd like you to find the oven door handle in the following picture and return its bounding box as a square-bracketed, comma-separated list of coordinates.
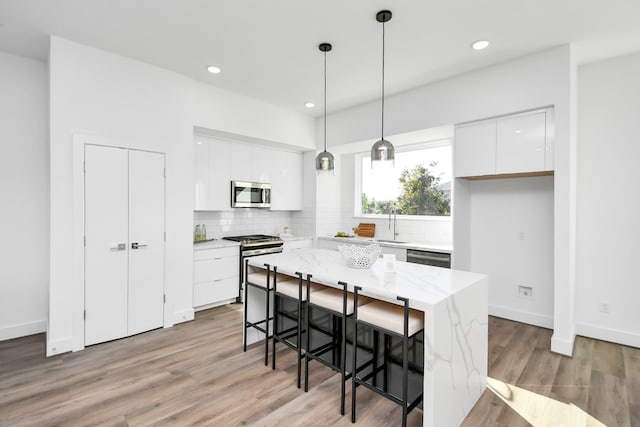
[243, 247, 283, 257]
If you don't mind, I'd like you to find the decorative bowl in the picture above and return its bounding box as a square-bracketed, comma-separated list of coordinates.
[338, 243, 382, 269]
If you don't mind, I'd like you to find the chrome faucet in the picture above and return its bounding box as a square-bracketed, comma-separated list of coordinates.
[388, 205, 399, 240]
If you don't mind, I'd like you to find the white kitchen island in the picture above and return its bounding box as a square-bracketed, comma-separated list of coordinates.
[246, 248, 488, 427]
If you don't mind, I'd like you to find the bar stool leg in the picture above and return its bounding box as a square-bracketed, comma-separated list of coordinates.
[351, 286, 361, 423]
[264, 264, 271, 366]
[296, 273, 303, 389]
[243, 259, 249, 352]
[304, 274, 312, 392]
[383, 334, 390, 392]
[402, 299, 410, 427]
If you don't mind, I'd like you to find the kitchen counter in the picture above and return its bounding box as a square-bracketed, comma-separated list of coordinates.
[193, 239, 240, 250]
[246, 248, 487, 427]
[317, 236, 453, 254]
[278, 234, 314, 242]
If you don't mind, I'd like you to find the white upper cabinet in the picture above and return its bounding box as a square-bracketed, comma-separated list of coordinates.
[194, 138, 214, 210]
[496, 112, 546, 174]
[454, 121, 496, 177]
[454, 108, 553, 178]
[194, 136, 231, 211]
[194, 135, 303, 211]
[270, 150, 303, 211]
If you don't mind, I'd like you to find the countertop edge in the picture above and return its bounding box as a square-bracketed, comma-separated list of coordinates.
[317, 236, 452, 254]
[193, 240, 241, 250]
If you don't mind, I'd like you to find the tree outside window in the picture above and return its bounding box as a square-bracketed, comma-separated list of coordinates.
[359, 143, 451, 217]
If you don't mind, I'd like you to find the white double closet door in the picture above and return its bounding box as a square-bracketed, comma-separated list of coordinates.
[84, 145, 165, 346]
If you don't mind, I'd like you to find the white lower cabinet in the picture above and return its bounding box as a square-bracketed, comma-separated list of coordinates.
[193, 246, 239, 309]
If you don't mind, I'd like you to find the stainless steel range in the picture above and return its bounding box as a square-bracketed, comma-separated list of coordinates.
[223, 234, 284, 301]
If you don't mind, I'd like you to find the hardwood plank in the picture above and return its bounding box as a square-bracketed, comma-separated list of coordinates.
[587, 369, 631, 427]
[622, 345, 640, 427]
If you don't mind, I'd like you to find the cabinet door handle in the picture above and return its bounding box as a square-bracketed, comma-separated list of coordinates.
[131, 242, 148, 249]
[110, 243, 126, 251]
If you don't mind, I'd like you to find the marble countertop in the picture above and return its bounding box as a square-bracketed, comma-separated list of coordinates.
[317, 236, 453, 254]
[279, 234, 314, 242]
[248, 248, 485, 310]
[193, 239, 240, 250]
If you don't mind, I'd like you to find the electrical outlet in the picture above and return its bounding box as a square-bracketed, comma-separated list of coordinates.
[599, 301, 610, 314]
[518, 285, 533, 298]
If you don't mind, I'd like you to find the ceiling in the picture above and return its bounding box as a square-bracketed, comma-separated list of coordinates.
[1, 0, 640, 117]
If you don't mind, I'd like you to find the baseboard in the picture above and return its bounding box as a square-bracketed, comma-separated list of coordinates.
[551, 333, 575, 356]
[0, 319, 46, 342]
[47, 335, 75, 357]
[576, 321, 640, 349]
[172, 308, 194, 325]
[489, 304, 554, 329]
[194, 298, 236, 312]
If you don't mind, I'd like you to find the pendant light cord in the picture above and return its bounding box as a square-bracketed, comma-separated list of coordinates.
[324, 49, 327, 152]
[381, 20, 386, 140]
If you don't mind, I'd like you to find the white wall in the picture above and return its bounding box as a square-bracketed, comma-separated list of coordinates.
[575, 51, 640, 347]
[192, 82, 315, 150]
[322, 45, 575, 353]
[47, 37, 315, 355]
[0, 52, 49, 340]
[469, 177, 555, 328]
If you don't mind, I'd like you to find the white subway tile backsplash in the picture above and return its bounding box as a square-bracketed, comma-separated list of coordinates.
[194, 208, 315, 239]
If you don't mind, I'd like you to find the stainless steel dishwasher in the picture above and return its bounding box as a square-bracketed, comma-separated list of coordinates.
[406, 249, 451, 268]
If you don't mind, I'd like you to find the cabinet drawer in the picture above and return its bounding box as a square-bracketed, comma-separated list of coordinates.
[194, 256, 239, 283]
[194, 245, 239, 261]
[193, 277, 238, 307]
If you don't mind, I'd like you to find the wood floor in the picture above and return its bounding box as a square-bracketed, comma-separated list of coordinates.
[1, 305, 638, 427]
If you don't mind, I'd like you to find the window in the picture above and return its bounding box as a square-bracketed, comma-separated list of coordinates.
[356, 141, 452, 217]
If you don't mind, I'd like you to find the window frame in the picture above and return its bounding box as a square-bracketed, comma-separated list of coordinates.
[354, 139, 453, 221]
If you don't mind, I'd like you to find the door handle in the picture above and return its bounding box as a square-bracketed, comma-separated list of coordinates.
[131, 242, 148, 249]
[110, 243, 126, 251]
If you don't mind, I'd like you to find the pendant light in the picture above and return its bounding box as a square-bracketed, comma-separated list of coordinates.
[371, 10, 395, 169]
[315, 42, 335, 175]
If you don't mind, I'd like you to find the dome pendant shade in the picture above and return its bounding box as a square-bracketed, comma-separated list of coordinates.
[316, 42, 335, 176]
[315, 150, 335, 175]
[371, 9, 395, 169]
[371, 138, 395, 168]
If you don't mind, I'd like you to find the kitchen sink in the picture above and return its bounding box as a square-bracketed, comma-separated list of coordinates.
[376, 239, 408, 244]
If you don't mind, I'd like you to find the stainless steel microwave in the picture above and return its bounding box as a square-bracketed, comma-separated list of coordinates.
[231, 181, 271, 208]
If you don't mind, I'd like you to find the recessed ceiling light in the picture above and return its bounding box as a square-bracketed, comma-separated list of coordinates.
[305, 102, 315, 108]
[471, 40, 490, 50]
[206, 65, 221, 74]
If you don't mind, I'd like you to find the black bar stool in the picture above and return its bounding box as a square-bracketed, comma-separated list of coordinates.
[304, 280, 370, 415]
[272, 270, 324, 388]
[243, 260, 293, 366]
[351, 287, 424, 427]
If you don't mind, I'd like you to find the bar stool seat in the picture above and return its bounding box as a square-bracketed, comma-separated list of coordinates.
[247, 271, 292, 289]
[277, 279, 324, 301]
[310, 287, 356, 314]
[357, 301, 424, 336]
